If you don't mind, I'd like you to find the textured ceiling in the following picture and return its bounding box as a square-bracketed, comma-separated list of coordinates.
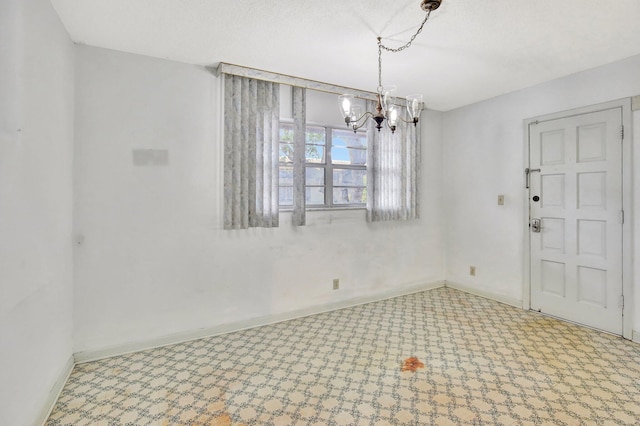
[50, 0, 640, 111]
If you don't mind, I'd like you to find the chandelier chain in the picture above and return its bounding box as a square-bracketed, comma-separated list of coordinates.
[379, 9, 432, 54]
[377, 9, 433, 89]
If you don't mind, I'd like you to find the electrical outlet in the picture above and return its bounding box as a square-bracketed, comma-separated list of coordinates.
[333, 278, 340, 290]
[498, 195, 505, 205]
[470, 266, 476, 276]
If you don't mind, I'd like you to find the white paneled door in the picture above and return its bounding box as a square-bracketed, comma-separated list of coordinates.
[528, 107, 624, 335]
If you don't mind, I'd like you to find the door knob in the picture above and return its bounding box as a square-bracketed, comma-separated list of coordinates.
[531, 218, 541, 233]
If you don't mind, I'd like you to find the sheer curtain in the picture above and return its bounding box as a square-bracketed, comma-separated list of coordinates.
[366, 100, 421, 222]
[291, 87, 307, 226]
[223, 74, 280, 229]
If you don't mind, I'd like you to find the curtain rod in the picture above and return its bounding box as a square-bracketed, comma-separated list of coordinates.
[212, 62, 383, 103]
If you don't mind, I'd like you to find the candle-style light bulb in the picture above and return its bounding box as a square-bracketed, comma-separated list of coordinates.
[406, 94, 423, 124]
[338, 94, 354, 123]
[388, 106, 398, 126]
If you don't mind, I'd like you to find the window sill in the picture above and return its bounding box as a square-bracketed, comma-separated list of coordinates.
[279, 206, 366, 213]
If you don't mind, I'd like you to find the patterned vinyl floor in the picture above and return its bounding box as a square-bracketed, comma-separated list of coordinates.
[46, 287, 640, 425]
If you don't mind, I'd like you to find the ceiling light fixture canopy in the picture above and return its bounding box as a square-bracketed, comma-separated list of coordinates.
[339, 0, 442, 133]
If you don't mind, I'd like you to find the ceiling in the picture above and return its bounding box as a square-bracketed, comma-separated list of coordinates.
[50, 0, 640, 111]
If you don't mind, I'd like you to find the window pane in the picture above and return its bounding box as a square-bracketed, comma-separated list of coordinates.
[306, 126, 326, 146]
[332, 129, 366, 165]
[279, 123, 294, 142]
[279, 143, 294, 162]
[306, 167, 325, 186]
[332, 129, 366, 149]
[279, 186, 293, 206]
[305, 145, 325, 163]
[279, 166, 293, 186]
[333, 168, 366, 187]
[332, 147, 366, 166]
[333, 187, 367, 205]
[305, 187, 325, 205]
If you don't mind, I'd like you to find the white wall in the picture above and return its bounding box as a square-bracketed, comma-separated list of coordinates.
[443, 54, 640, 330]
[0, 0, 75, 424]
[73, 46, 445, 354]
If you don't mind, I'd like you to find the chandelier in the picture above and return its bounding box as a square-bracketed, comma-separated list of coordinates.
[339, 0, 442, 133]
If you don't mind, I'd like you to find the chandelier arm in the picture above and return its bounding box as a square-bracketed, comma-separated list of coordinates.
[386, 102, 420, 126]
[352, 119, 372, 132]
[396, 115, 418, 125]
[379, 9, 432, 53]
[352, 122, 367, 132]
[346, 111, 375, 132]
[347, 111, 384, 133]
[352, 111, 374, 126]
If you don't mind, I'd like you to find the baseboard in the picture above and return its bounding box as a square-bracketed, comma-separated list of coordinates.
[444, 281, 523, 308]
[35, 355, 74, 426]
[633, 330, 640, 343]
[74, 280, 446, 364]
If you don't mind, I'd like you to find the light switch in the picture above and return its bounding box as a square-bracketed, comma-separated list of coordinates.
[497, 195, 505, 205]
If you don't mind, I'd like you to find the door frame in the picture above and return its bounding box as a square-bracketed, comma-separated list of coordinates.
[523, 98, 633, 339]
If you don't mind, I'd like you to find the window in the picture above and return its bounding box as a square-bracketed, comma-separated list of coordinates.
[279, 123, 367, 208]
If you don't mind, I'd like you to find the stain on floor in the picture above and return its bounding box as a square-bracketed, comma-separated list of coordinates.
[401, 356, 425, 372]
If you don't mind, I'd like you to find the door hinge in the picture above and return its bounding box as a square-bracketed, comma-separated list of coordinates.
[620, 210, 625, 224]
[619, 295, 624, 309]
[621, 125, 625, 140]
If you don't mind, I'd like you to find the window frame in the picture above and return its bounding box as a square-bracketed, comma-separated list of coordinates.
[279, 120, 367, 210]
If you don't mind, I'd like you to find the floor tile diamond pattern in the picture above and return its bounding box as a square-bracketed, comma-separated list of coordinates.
[47, 287, 640, 425]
